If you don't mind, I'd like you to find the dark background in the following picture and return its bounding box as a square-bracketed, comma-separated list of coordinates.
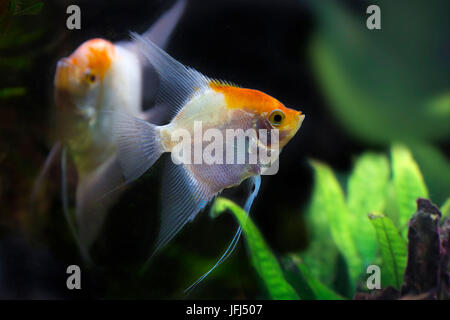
[0, 0, 448, 299]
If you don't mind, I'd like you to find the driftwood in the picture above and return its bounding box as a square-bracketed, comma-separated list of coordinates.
[354, 198, 450, 300]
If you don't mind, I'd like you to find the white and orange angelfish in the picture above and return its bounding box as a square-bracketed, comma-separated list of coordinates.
[32, 0, 187, 262]
[113, 33, 305, 290]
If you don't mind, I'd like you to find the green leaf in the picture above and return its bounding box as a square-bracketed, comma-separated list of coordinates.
[409, 142, 450, 205]
[0, 27, 46, 50]
[391, 144, 429, 237]
[300, 161, 340, 289]
[8, 0, 17, 13]
[210, 197, 299, 300]
[300, 203, 339, 289]
[309, 1, 450, 144]
[281, 254, 345, 300]
[427, 92, 450, 117]
[0, 56, 31, 69]
[347, 153, 389, 266]
[369, 213, 407, 289]
[306, 160, 362, 293]
[440, 198, 450, 219]
[0, 87, 26, 98]
[12, 1, 43, 16]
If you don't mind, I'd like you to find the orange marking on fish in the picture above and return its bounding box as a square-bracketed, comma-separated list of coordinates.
[70, 38, 116, 80]
[210, 81, 302, 121]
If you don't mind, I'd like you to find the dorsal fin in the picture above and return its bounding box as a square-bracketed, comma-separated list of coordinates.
[208, 79, 240, 89]
[130, 32, 211, 117]
[140, 0, 187, 49]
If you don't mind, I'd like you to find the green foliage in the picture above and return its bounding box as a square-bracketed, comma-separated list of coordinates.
[347, 153, 389, 266]
[408, 143, 450, 206]
[310, 0, 449, 143]
[307, 161, 362, 292]
[208, 144, 440, 299]
[0, 0, 46, 49]
[309, 0, 450, 205]
[0, 87, 26, 98]
[210, 197, 299, 300]
[301, 145, 436, 297]
[391, 145, 429, 237]
[441, 198, 450, 219]
[368, 213, 407, 289]
[8, 0, 44, 16]
[299, 165, 340, 288]
[210, 197, 345, 300]
[281, 255, 344, 300]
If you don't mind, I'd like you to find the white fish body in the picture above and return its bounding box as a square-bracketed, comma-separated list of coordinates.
[33, 0, 188, 260]
[112, 34, 304, 288]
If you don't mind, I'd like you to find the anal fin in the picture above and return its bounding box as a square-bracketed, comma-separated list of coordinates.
[61, 147, 92, 264]
[155, 160, 217, 253]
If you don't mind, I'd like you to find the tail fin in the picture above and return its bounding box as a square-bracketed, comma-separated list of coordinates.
[112, 111, 164, 183]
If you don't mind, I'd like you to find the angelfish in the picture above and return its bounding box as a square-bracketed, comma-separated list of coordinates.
[31, 0, 187, 261]
[113, 33, 305, 290]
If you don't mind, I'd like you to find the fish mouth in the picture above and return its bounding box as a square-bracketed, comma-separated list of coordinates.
[57, 57, 72, 68]
[55, 57, 87, 95]
[276, 112, 304, 148]
[55, 58, 74, 90]
[287, 111, 305, 141]
[294, 111, 305, 132]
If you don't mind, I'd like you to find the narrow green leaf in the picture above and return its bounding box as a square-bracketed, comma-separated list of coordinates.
[391, 144, 429, 237]
[0, 27, 46, 50]
[300, 206, 339, 290]
[300, 161, 340, 289]
[310, 1, 450, 143]
[440, 198, 450, 219]
[409, 142, 450, 205]
[427, 92, 450, 117]
[0, 56, 31, 69]
[210, 197, 299, 300]
[8, 0, 17, 13]
[307, 160, 362, 293]
[281, 255, 345, 300]
[347, 153, 389, 266]
[383, 180, 399, 224]
[13, 1, 43, 16]
[369, 213, 407, 289]
[0, 87, 26, 98]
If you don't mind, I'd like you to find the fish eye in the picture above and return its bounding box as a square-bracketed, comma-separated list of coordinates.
[85, 72, 97, 85]
[269, 109, 285, 127]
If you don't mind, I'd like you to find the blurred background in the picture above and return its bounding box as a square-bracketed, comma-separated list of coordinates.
[0, 0, 448, 299]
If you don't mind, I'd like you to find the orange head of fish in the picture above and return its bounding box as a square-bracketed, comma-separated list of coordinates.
[54, 38, 116, 145]
[54, 38, 115, 111]
[211, 83, 305, 149]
